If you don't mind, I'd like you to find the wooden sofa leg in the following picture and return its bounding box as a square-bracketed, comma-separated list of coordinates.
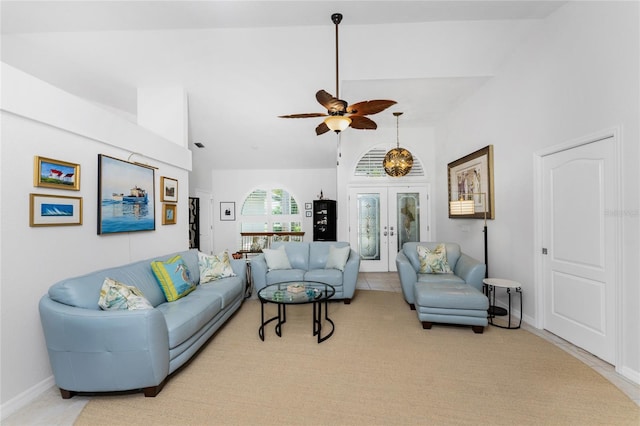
[421, 321, 433, 329]
[343, 298, 351, 305]
[143, 381, 165, 397]
[409, 303, 416, 310]
[59, 388, 75, 399]
[472, 326, 484, 334]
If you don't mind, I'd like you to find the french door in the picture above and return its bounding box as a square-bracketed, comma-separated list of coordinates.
[349, 186, 430, 272]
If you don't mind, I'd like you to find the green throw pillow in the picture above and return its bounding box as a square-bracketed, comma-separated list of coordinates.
[198, 250, 236, 283]
[417, 244, 452, 274]
[151, 255, 197, 302]
[98, 277, 153, 310]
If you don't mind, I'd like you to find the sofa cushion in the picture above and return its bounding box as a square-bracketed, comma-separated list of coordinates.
[272, 242, 309, 270]
[151, 255, 197, 302]
[418, 273, 465, 285]
[304, 269, 343, 287]
[308, 241, 350, 270]
[266, 269, 306, 285]
[98, 277, 153, 311]
[325, 245, 350, 271]
[198, 250, 236, 283]
[417, 244, 452, 274]
[263, 246, 292, 270]
[155, 287, 223, 349]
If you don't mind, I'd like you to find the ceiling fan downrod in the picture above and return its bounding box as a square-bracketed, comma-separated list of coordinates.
[332, 13, 343, 101]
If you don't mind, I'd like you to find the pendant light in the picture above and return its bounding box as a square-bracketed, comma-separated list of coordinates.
[383, 112, 413, 177]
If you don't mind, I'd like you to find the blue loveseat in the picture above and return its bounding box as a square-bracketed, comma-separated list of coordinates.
[39, 249, 246, 398]
[250, 241, 360, 303]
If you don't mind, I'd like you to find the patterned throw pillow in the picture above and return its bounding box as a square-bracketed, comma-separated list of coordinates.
[150, 255, 197, 302]
[263, 246, 292, 271]
[98, 277, 153, 310]
[325, 245, 350, 271]
[417, 244, 452, 274]
[198, 250, 236, 284]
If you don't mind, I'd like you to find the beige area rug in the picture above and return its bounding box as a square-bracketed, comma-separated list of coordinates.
[76, 290, 639, 425]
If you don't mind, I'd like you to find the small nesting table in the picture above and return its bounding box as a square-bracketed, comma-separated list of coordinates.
[483, 278, 522, 329]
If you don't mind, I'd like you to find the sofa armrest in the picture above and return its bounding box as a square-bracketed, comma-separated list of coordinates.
[39, 296, 170, 393]
[341, 249, 361, 300]
[454, 253, 486, 292]
[229, 258, 247, 285]
[396, 251, 418, 305]
[250, 254, 268, 293]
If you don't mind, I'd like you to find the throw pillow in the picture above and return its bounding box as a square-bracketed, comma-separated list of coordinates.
[98, 277, 153, 311]
[262, 245, 292, 271]
[150, 255, 197, 302]
[417, 244, 452, 274]
[198, 250, 236, 284]
[325, 245, 350, 271]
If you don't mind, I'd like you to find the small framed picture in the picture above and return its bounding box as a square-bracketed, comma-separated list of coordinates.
[30, 193, 83, 226]
[220, 202, 236, 221]
[34, 156, 80, 191]
[160, 176, 178, 202]
[306, 211, 312, 217]
[162, 203, 177, 225]
[305, 202, 312, 210]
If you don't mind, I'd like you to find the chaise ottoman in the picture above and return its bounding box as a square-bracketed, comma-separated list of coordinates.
[414, 281, 489, 334]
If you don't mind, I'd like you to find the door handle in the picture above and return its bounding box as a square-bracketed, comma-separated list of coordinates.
[383, 231, 388, 236]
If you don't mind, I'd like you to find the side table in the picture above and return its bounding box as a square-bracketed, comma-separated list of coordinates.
[483, 278, 522, 329]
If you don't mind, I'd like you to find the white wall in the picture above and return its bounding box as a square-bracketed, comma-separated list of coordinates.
[434, 1, 639, 382]
[209, 168, 337, 253]
[0, 64, 193, 415]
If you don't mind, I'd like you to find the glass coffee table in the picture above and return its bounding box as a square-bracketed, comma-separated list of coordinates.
[257, 281, 335, 343]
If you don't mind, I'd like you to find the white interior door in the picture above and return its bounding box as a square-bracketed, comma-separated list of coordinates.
[349, 186, 429, 272]
[541, 136, 617, 363]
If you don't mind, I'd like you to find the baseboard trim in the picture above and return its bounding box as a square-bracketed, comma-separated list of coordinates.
[1, 376, 55, 421]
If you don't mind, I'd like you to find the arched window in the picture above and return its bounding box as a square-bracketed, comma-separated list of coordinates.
[354, 148, 424, 177]
[240, 188, 301, 232]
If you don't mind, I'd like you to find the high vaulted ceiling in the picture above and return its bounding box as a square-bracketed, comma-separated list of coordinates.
[1, 1, 566, 170]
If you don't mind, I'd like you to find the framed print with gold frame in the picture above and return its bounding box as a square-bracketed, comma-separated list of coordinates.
[30, 193, 83, 226]
[447, 145, 494, 219]
[160, 176, 178, 202]
[162, 203, 177, 225]
[34, 156, 80, 191]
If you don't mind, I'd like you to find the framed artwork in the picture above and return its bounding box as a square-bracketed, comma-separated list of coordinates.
[30, 193, 82, 226]
[220, 202, 235, 221]
[447, 145, 494, 219]
[306, 211, 312, 217]
[97, 154, 155, 234]
[162, 203, 177, 225]
[160, 176, 178, 202]
[305, 202, 312, 210]
[34, 156, 80, 191]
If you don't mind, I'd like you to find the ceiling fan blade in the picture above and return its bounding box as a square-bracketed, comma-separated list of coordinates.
[349, 115, 378, 130]
[316, 90, 348, 113]
[315, 121, 330, 135]
[279, 113, 328, 119]
[347, 99, 397, 116]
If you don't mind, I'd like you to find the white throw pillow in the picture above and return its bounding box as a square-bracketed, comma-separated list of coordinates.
[325, 245, 350, 271]
[263, 246, 292, 270]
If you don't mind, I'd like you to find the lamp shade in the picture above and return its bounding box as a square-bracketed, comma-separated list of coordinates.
[383, 148, 414, 177]
[449, 200, 475, 215]
[324, 115, 351, 133]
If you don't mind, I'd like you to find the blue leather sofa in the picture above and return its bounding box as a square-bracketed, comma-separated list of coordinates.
[39, 249, 246, 398]
[250, 241, 360, 303]
[396, 242, 488, 333]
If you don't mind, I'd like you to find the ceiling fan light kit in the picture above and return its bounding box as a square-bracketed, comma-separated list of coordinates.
[383, 112, 413, 177]
[279, 13, 397, 135]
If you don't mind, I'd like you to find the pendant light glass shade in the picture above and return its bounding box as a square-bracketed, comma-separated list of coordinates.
[324, 115, 352, 133]
[383, 112, 413, 177]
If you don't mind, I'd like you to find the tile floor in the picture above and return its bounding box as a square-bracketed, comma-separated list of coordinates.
[4, 273, 638, 425]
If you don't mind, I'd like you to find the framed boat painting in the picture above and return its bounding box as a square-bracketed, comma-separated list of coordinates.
[30, 193, 82, 226]
[97, 154, 155, 234]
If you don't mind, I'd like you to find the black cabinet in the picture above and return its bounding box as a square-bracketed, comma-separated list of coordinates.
[313, 200, 337, 241]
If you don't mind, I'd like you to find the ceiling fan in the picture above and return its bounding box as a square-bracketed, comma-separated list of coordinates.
[279, 13, 397, 135]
